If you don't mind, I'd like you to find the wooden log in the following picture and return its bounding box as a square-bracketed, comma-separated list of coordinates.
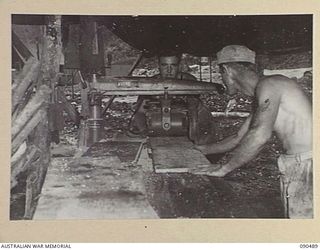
[12, 59, 40, 110]
[12, 57, 37, 90]
[11, 145, 40, 190]
[11, 141, 27, 164]
[11, 85, 51, 139]
[12, 109, 45, 153]
[11, 82, 41, 124]
[56, 87, 80, 124]
[12, 82, 36, 121]
[211, 111, 250, 118]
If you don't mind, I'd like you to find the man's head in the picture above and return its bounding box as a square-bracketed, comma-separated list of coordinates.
[216, 45, 257, 96]
[158, 54, 181, 79]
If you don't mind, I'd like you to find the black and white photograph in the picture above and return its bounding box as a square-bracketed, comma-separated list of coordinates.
[10, 14, 313, 221]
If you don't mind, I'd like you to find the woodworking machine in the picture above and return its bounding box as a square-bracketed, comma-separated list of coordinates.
[88, 76, 223, 144]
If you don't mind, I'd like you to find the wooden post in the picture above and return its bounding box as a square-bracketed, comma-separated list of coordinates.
[79, 16, 105, 76]
[23, 15, 63, 219]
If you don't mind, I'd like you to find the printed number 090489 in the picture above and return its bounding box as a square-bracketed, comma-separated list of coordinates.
[300, 244, 318, 248]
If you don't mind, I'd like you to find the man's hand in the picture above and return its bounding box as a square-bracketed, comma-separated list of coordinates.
[194, 144, 209, 154]
[188, 164, 228, 177]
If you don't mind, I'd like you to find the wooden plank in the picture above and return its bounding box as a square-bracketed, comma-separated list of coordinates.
[149, 137, 210, 173]
[34, 155, 158, 219]
[83, 141, 142, 162]
[11, 109, 45, 153]
[12, 58, 40, 110]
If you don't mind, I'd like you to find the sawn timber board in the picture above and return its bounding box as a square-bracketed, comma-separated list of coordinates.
[149, 136, 210, 173]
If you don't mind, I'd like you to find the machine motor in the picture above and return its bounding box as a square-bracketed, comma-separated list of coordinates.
[142, 94, 217, 144]
[143, 94, 190, 137]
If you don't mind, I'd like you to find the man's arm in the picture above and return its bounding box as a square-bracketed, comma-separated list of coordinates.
[190, 80, 282, 177]
[196, 115, 252, 154]
[220, 80, 281, 174]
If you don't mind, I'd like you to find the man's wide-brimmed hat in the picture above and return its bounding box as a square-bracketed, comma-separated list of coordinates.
[217, 45, 256, 64]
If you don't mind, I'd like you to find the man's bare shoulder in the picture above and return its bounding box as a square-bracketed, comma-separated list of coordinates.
[255, 75, 291, 98]
[257, 74, 294, 91]
[260, 74, 293, 85]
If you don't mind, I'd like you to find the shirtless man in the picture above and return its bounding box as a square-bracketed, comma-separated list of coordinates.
[128, 53, 196, 134]
[189, 45, 312, 218]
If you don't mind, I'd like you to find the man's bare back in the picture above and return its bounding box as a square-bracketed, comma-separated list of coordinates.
[194, 74, 312, 165]
[266, 75, 312, 154]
